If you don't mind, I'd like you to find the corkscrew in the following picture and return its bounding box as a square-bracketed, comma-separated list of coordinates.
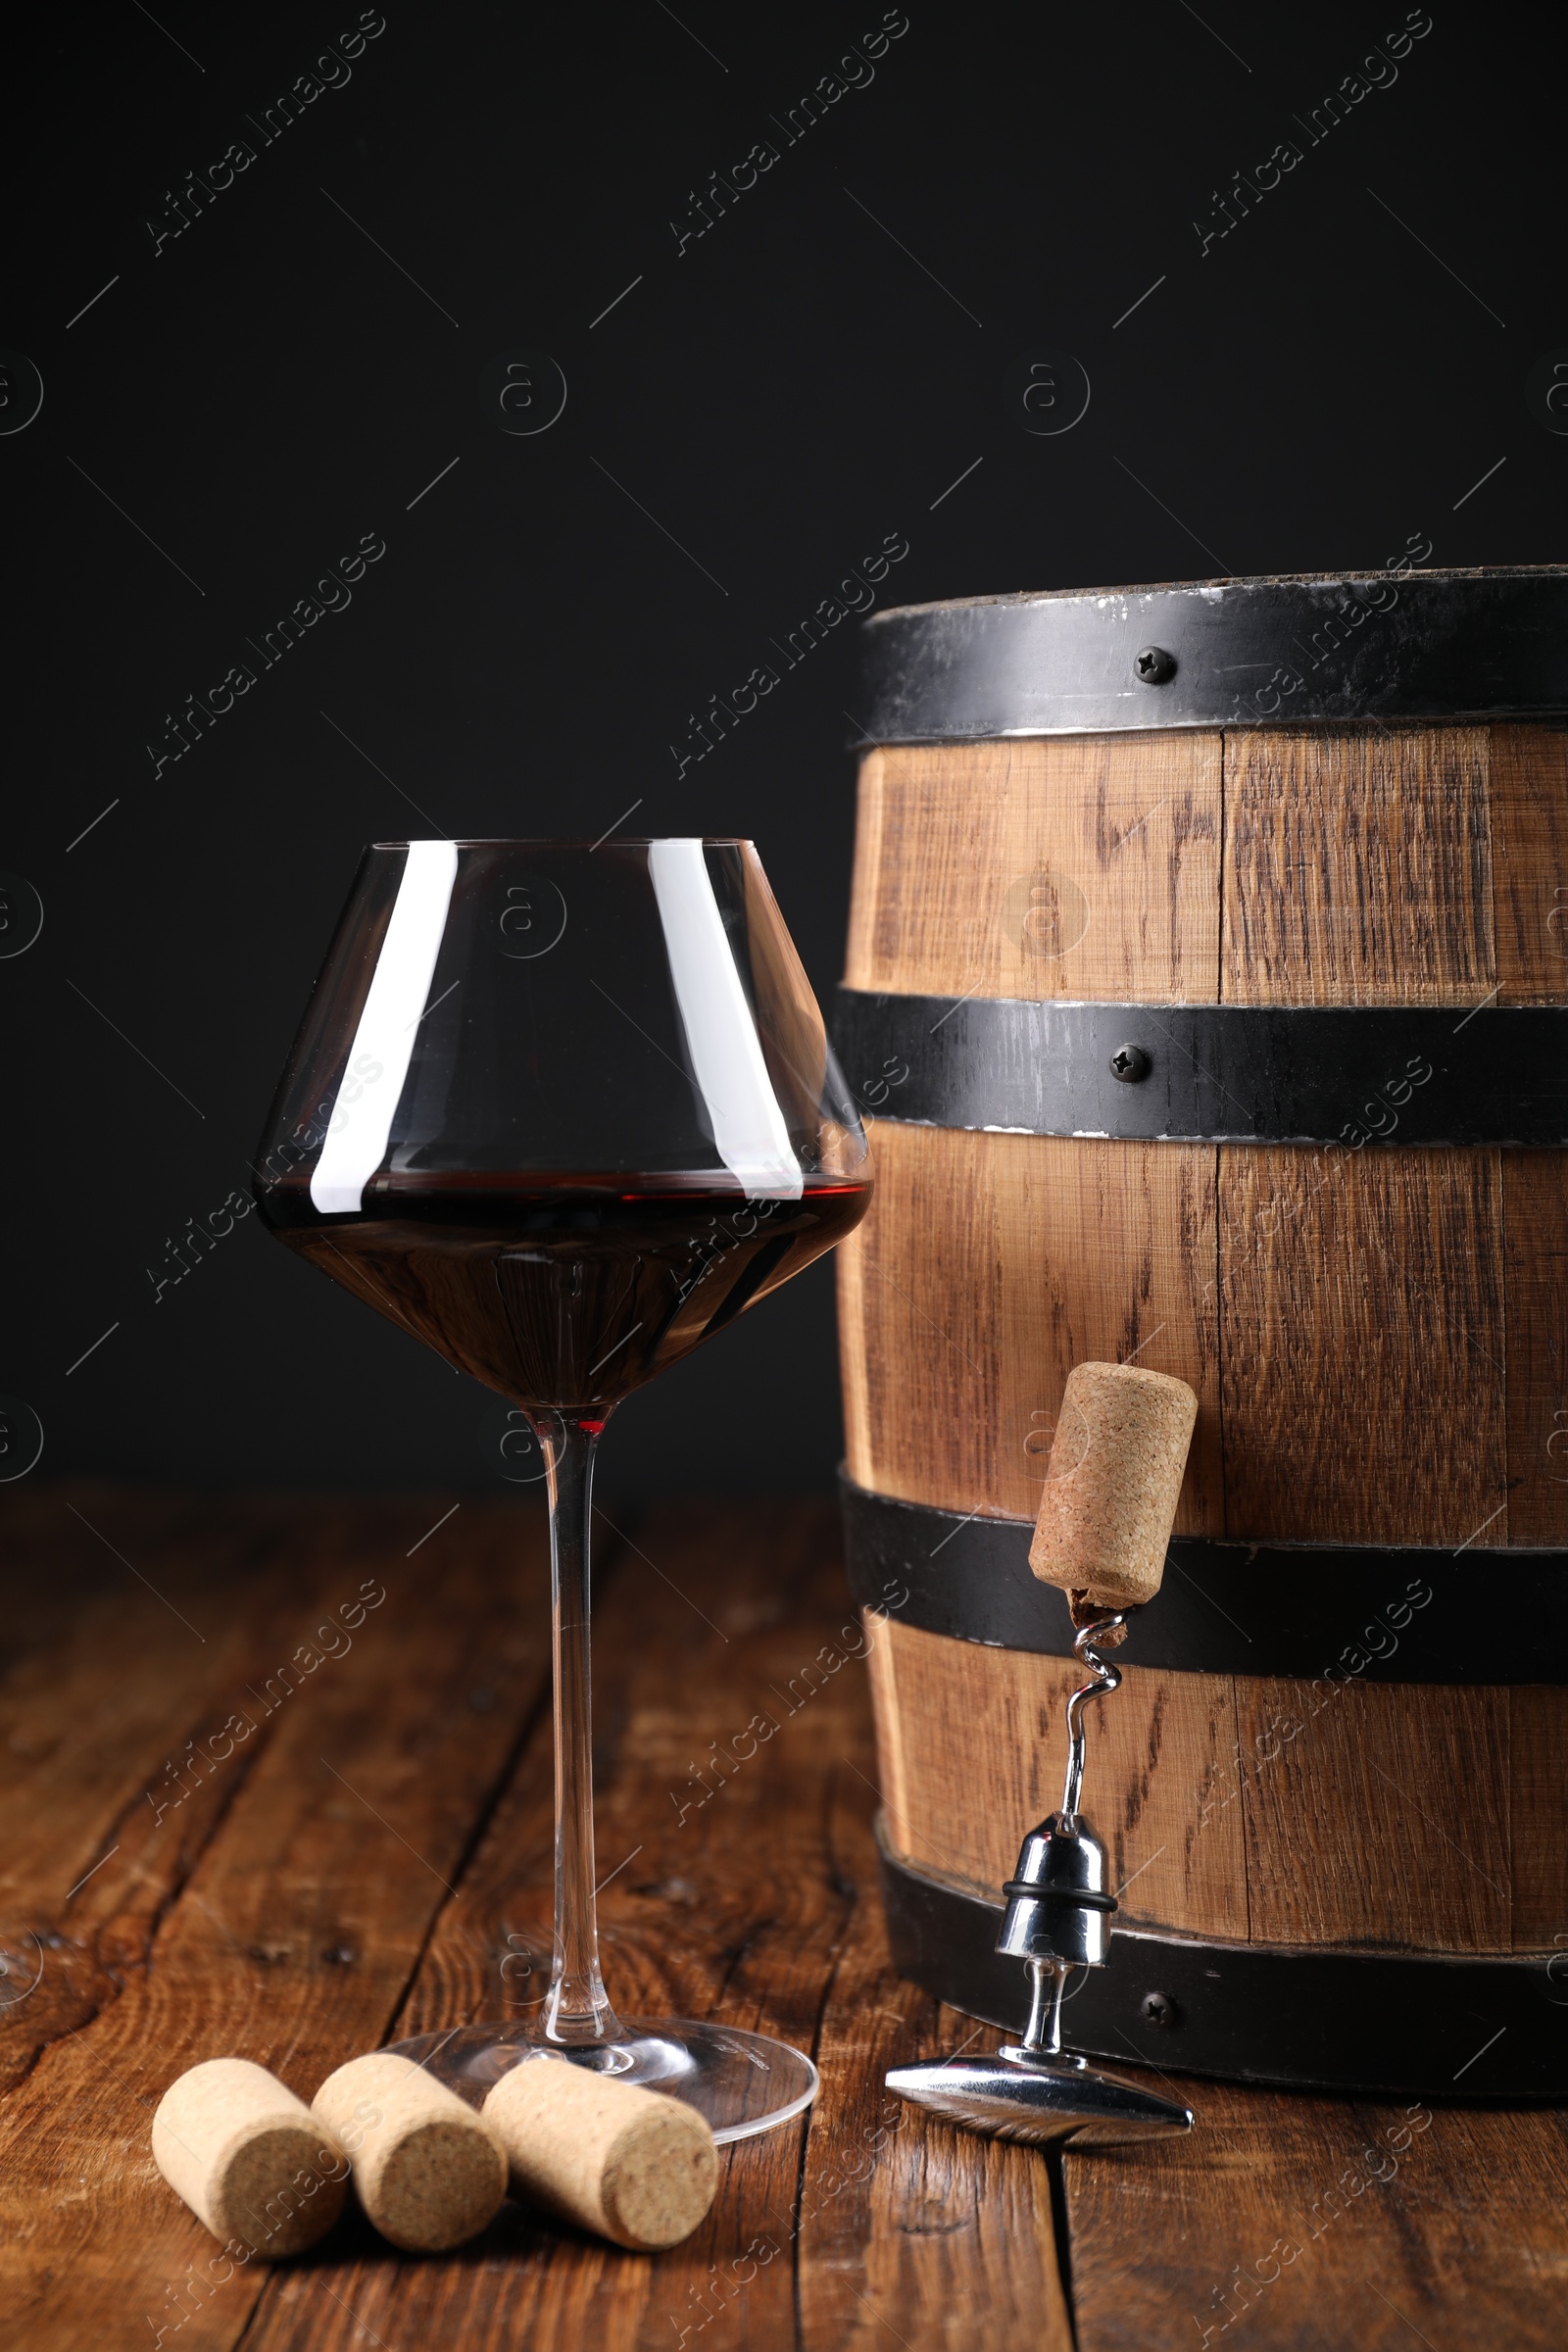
[886, 1611, 1194, 2145]
[887, 1359, 1201, 2147]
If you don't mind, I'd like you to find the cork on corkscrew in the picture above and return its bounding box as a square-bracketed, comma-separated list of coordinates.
[887, 1359, 1200, 2146]
[1029, 1359, 1199, 1629]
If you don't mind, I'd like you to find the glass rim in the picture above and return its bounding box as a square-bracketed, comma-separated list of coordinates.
[368, 835, 755, 853]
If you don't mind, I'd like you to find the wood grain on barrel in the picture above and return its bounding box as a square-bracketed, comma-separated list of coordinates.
[845, 735, 1222, 1004]
[1215, 726, 1510, 1544]
[836, 1178, 876, 1528]
[865, 1602, 913, 1837]
[1220, 727, 1494, 1005]
[1233, 1675, 1511, 1951]
[1508, 1686, 1568, 1950]
[1501, 1151, 1568, 1544]
[1491, 721, 1568, 1002]
[1493, 727, 1568, 1556]
[872, 1621, 1564, 1956]
[1215, 1144, 1507, 1545]
[839, 1123, 1222, 1532]
[868, 1619, 1249, 1941]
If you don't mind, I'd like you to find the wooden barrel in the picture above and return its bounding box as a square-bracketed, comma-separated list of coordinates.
[835, 568, 1568, 2096]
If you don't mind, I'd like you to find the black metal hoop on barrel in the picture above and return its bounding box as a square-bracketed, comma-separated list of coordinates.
[834, 991, 1568, 1148]
[842, 1476, 1568, 1684]
[877, 1833, 1568, 2100]
[854, 566, 1568, 743]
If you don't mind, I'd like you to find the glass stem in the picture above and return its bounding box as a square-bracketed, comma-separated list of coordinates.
[535, 1410, 622, 2045]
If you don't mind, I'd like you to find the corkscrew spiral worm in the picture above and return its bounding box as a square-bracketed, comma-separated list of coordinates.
[1059, 1612, 1129, 1819]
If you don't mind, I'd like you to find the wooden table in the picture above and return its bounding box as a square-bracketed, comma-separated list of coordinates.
[2, 1488, 1563, 2348]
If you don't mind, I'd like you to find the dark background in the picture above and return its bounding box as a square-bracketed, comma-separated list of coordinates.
[3, 0, 1561, 1501]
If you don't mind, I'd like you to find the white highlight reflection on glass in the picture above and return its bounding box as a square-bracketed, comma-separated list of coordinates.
[311, 840, 460, 1214]
[649, 839, 803, 1199]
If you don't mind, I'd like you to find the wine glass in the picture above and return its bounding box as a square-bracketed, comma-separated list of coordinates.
[253, 839, 872, 2139]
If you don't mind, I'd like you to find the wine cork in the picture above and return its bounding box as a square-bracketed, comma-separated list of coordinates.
[152, 2058, 349, 2256]
[1029, 1361, 1198, 1620]
[484, 2056, 717, 2250]
[312, 2051, 508, 2252]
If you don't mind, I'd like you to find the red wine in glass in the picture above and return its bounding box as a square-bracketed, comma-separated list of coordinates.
[254, 839, 872, 2139]
[261, 1174, 869, 1409]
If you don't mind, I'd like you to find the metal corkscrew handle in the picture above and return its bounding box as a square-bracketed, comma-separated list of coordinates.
[1059, 1611, 1129, 1819]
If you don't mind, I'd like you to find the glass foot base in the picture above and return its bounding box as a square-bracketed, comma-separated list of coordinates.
[389, 2018, 819, 2145]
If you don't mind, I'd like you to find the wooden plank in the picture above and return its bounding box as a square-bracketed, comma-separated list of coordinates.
[1217, 1145, 1507, 1544]
[1233, 1675, 1511, 1953]
[844, 734, 1223, 1004]
[863, 1603, 912, 1839]
[6, 1491, 1567, 2344]
[867, 1622, 1553, 1959]
[838, 1117, 1001, 1522]
[794, 1777, 1072, 2351]
[1490, 721, 1568, 1004]
[0, 1491, 372, 2095]
[836, 1187, 875, 1530]
[1509, 1687, 1568, 1951]
[1064, 2075, 1568, 2351]
[0, 1493, 555, 2351]
[0, 1482, 186, 1667]
[871, 1617, 1248, 1942]
[236, 1497, 1073, 2351]
[843, 743, 893, 1000]
[1494, 725, 1568, 1554]
[240, 1500, 837, 2350]
[840, 1123, 1222, 1533]
[1221, 726, 1494, 1005]
[1502, 1152, 1568, 1545]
